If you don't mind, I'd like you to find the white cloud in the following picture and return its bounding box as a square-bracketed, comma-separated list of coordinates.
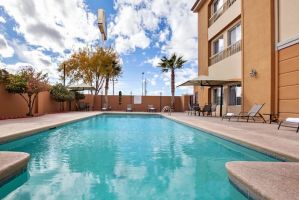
[145, 56, 160, 67]
[0, 34, 14, 58]
[0, 16, 6, 24]
[110, 0, 198, 59]
[0, 0, 100, 54]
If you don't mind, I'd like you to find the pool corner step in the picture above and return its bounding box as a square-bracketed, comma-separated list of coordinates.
[226, 161, 299, 200]
[0, 152, 30, 186]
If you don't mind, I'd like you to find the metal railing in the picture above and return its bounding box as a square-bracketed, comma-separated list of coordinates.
[209, 40, 242, 66]
[209, 0, 237, 27]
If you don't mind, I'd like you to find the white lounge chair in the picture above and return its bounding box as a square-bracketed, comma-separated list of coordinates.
[278, 118, 299, 133]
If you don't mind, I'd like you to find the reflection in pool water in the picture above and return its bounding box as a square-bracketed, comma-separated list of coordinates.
[0, 114, 278, 199]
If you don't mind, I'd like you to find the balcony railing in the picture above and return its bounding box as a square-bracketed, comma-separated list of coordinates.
[209, 0, 237, 27]
[209, 40, 242, 66]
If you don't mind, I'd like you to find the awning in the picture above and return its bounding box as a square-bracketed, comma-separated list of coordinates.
[68, 83, 95, 91]
[177, 76, 241, 87]
[178, 76, 241, 117]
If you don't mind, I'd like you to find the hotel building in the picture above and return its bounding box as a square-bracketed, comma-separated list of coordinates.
[190, 0, 299, 119]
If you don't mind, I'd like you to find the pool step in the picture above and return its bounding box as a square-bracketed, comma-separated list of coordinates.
[0, 152, 30, 186]
[226, 161, 299, 200]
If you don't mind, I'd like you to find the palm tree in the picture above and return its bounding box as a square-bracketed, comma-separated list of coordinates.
[102, 54, 122, 106]
[158, 53, 186, 110]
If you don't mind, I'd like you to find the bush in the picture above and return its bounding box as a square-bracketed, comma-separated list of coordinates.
[50, 84, 75, 102]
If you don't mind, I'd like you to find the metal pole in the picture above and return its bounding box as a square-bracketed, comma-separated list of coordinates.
[112, 78, 115, 96]
[142, 72, 144, 96]
[63, 64, 66, 86]
[220, 85, 223, 117]
[160, 92, 162, 112]
[145, 78, 147, 96]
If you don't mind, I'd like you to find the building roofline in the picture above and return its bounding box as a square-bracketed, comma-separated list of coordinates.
[191, 0, 207, 12]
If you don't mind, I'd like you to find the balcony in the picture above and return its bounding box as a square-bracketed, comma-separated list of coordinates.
[209, 0, 237, 27]
[209, 40, 242, 66]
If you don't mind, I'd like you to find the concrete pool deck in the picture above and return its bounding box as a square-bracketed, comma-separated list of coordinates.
[162, 113, 299, 200]
[0, 111, 102, 144]
[163, 113, 299, 161]
[1, 111, 299, 199]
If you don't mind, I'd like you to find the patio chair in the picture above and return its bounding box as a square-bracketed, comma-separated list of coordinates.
[187, 104, 193, 115]
[147, 105, 157, 112]
[102, 103, 111, 111]
[200, 104, 212, 116]
[225, 103, 266, 123]
[193, 104, 201, 116]
[278, 118, 299, 133]
[126, 104, 133, 112]
[78, 102, 88, 111]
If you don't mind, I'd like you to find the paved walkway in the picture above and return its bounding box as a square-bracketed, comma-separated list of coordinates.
[0, 112, 101, 144]
[163, 113, 299, 161]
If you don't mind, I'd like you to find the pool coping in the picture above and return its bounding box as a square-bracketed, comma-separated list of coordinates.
[226, 161, 299, 200]
[0, 151, 30, 186]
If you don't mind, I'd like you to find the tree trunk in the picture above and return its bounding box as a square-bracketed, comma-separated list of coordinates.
[27, 94, 33, 117]
[171, 69, 175, 110]
[104, 77, 109, 106]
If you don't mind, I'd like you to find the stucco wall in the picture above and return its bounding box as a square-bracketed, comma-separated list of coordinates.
[0, 86, 185, 118]
[242, 0, 275, 114]
[209, 51, 242, 80]
[278, 43, 299, 119]
[277, 0, 299, 43]
[0, 85, 35, 118]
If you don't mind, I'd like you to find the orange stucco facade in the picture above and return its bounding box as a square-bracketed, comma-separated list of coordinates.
[192, 0, 299, 119]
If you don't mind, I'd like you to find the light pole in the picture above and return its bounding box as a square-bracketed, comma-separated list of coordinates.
[142, 72, 144, 96]
[98, 9, 107, 44]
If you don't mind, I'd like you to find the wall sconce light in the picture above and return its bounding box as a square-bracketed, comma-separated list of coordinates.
[249, 69, 257, 78]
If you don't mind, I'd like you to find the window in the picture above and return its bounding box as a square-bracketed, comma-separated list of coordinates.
[213, 0, 224, 14]
[213, 36, 224, 55]
[228, 24, 241, 45]
[229, 86, 242, 105]
[213, 87, 223, 105]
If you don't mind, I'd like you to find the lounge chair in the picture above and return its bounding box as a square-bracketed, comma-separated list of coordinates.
[126, 104, 133, 112]
[147, 105, 157, 112]
[102, 103, 111, 111]
[223, 103, 266, 123]
[278, 118, 299, 132]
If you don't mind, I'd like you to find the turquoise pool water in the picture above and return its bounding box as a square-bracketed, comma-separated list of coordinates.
[0, 114, 278, 199]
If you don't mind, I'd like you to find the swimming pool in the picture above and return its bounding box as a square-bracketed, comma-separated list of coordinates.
[0, 114, 278, 199]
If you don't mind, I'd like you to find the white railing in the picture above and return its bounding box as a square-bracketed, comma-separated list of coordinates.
[209, 0, 237, 27]
[209, 40, 242, 65]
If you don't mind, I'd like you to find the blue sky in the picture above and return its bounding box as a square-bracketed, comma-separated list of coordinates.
[0, 0, 198, 96]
